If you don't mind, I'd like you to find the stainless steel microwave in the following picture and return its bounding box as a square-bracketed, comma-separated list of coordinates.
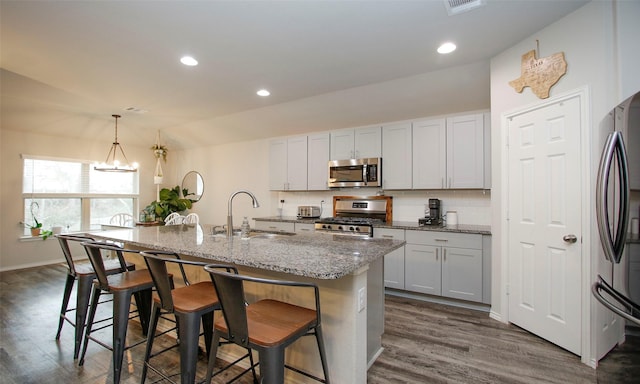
[328, 158, 381, 188]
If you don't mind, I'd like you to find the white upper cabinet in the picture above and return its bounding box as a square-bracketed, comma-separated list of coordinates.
[287, 135, 308, 190]
[268, 138, 287, 190]
[382, 122, 412, 189]
[307, 133, 330, 190]
[268, 135, 308, 191]
[330, 126, 381, 160]
[268, 111, 490, 192]
[446, 114, 485, 189]
[412, 118, 446, 189]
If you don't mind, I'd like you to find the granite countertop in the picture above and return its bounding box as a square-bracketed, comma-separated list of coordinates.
[377, 221, 491, 235]
[254, 216, 492, 235]
[91, 224, 404, 280]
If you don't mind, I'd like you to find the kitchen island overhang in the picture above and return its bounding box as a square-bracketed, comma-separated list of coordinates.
[92, 224, 405, 383]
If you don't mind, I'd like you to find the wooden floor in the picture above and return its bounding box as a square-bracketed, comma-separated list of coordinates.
[1, 264, 638, 383]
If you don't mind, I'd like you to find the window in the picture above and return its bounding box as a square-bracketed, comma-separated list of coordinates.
[22, 156, 139, 234]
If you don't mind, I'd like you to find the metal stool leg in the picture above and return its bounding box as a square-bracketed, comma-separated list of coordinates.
[202, 311, 213, 357]
[132, 289, 152, 336]
[74, 275, 94, 359]
[112, 290, 134, 384]
[176, 312, 201, 384]
[140, 302, 161, 384]
[315, 325, 330, 384]
[205, 330, 221, 383]
[79, 286, 101, 366]
[259, 347, 286, 384]
[56, 273, 75, 340]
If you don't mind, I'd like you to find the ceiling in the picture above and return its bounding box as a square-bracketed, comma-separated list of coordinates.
[0, 0, 588, 150]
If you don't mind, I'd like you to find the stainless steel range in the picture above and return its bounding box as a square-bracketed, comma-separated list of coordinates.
[314, 196, 392, 237]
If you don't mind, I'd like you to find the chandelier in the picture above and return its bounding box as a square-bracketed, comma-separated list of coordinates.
[94, 114, 138, 172]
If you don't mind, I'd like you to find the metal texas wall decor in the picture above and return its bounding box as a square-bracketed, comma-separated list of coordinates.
[509, 42, 567, 99]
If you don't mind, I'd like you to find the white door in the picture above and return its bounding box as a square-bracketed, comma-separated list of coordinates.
[507, 95, 582, 355]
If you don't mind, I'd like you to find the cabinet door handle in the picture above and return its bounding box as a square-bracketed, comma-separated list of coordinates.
[435, 239, 448, 242]
[435, 248, 439, 261]
[443, 249, 447, 262]
[382, 235, 393, 239]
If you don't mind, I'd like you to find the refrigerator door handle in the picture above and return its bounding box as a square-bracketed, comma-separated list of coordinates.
[592, 275, 640, 326]
[596, 131, 630, 263]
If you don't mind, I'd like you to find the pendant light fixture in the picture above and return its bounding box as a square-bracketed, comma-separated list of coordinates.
[94, 114, 138, 172]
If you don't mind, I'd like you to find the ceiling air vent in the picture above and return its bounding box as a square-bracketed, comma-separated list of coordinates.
[444, 0, 486, 16]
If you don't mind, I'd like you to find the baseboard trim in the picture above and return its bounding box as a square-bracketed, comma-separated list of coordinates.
[384, 289, 491, 312]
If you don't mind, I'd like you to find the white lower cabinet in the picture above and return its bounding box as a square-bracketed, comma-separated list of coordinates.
[374, 228, 405, 289]
[254, 221, 295, 233]
[404, 230, 483, 302]
[294, 222, 315, 234]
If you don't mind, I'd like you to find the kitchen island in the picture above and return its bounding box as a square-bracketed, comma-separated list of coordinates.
[92, 224, 405, 384]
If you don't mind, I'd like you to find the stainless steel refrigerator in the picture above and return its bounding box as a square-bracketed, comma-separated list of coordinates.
[592, 127, 640, 325]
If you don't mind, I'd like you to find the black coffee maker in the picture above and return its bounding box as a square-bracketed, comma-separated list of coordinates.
[419, 198, 442, 226]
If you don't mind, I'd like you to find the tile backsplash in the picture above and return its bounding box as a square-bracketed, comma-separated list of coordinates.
[274, 189, 491, 226]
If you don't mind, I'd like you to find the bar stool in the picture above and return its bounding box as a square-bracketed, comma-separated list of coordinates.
[204, 267, 330, 384]
[79, 240, 155, 384]
[55, 234, 135, 359]
[140, 251, 258, 384]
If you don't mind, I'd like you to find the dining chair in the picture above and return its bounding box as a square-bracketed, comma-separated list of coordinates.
[165, 215, 185, 226]
[78, 240, 155, 384]
[182, 213, 199, 225]
[139, 251, 257, 384]
[109, 213, 134, 227]
[55, 234, 135, 359]
[164, 212, 182, 225]
[204, 267, 330, 384]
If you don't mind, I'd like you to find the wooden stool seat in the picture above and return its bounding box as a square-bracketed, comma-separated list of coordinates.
[151, 281, 218, 313]
[105, 269, 154, 291]
[215, 299, 316, 347]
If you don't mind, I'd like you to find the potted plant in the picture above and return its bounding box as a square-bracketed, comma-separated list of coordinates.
[142, 186, 192, 223]
[24, 202, 53, 239]
[29, 218, 42, 237]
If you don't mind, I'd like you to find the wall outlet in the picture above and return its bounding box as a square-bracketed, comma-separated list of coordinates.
[357, 287, 366, 312]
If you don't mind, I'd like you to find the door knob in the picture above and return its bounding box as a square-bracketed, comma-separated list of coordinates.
[563, 234, 578, 244]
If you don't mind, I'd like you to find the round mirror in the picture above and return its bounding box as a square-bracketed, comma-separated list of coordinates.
[181, 171, 204, 203]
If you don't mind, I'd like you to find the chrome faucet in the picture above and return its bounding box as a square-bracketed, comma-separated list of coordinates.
[227, 190, 260, 236]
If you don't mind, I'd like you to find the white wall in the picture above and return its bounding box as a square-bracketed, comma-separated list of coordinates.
[490, 0, 640, 365]
[0, 128, 171, 270]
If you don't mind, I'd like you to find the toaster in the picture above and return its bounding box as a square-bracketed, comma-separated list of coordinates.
[297, 206, 321, 218]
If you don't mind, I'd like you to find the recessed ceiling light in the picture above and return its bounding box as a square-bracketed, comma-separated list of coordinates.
[257, 89, 271, 97]
[180, 56, 198, 66]
[437, 42, 457, 54]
